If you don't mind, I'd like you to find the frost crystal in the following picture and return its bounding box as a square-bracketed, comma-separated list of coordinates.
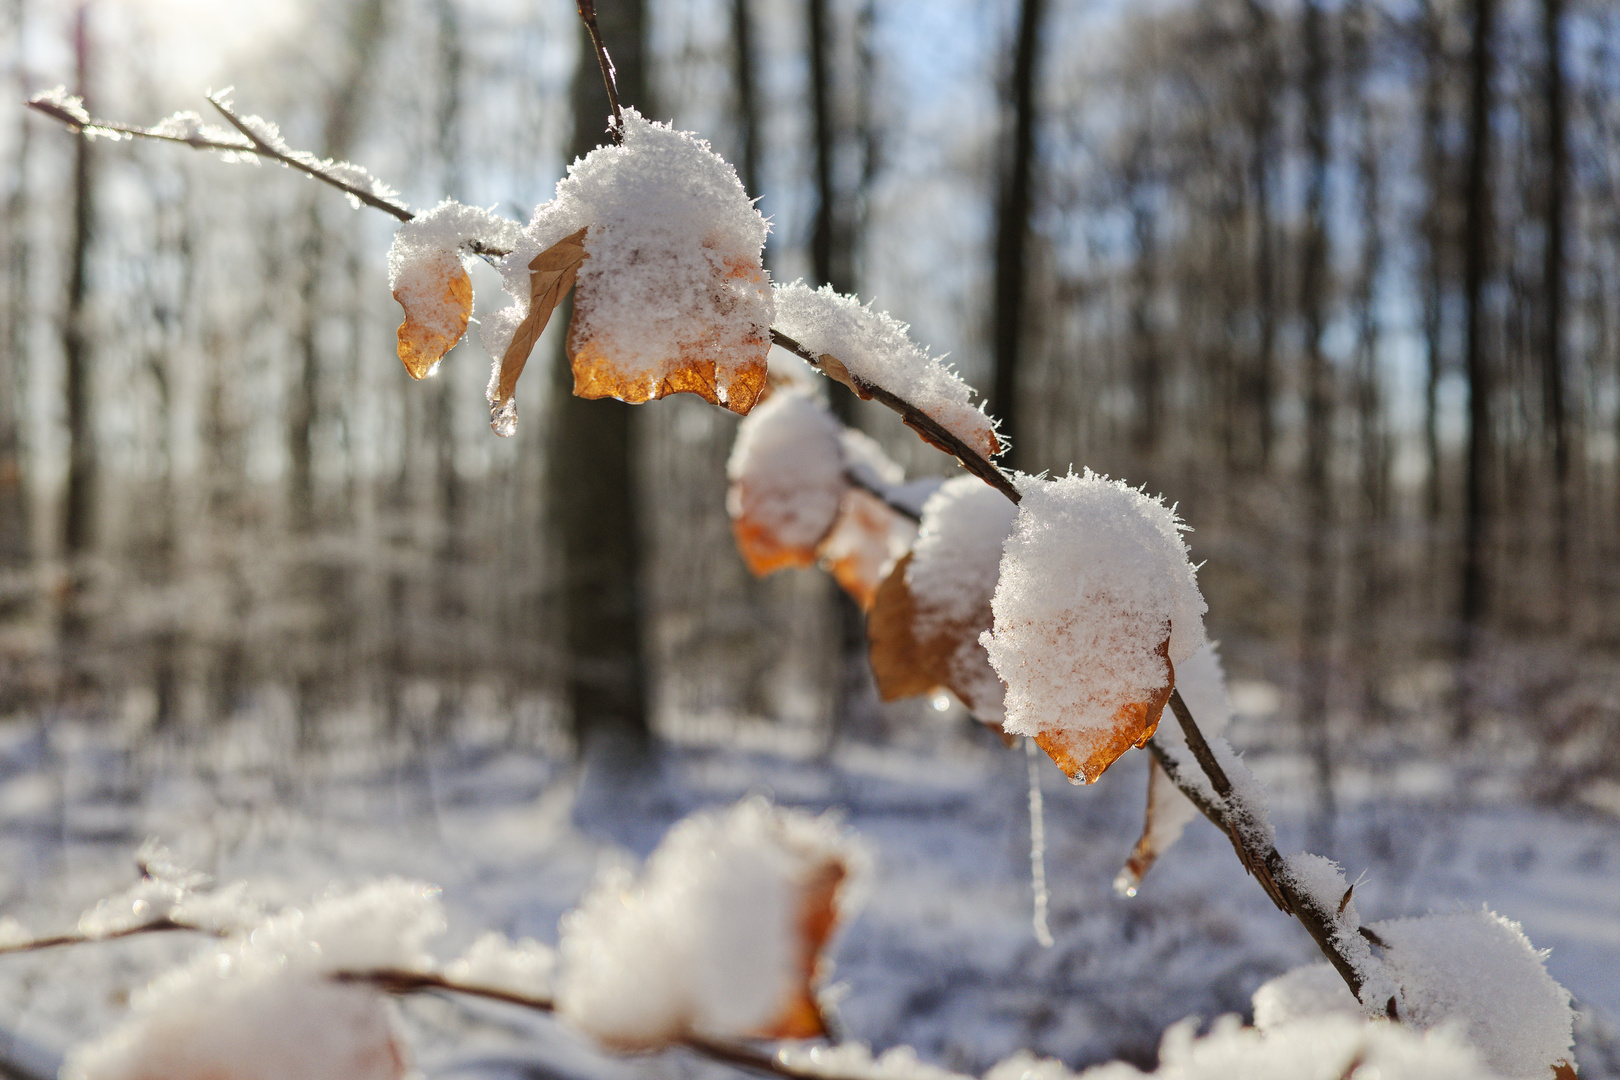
[981, 470, 1206, 742]
[556, 797, 864, 1048]
[62, 879, 444, 1080]
[772, 281, 999, 461]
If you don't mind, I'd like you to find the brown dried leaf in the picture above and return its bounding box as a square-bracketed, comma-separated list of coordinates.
[1116, 758, 1198, 895]
[1551, 1060, 1577, 1080]
[1035, 638, 1175, 785]
[394, 261, 473, 379]
[751, 859, 847, 1041]
[867, 552, 1007, 725]
[731, 507, 829, 576]
[816, 488, 915, 611]
[867, 555, 944, 702]
[491, 227, 589, 411]
[569, 251, 769, 414]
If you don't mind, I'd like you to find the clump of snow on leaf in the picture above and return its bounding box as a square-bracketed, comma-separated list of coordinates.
[443, 931, 555, 1001]
[981, 470, 1205, 741]
[772, 281, 999, 460]
[387, 200, 519, 298]
[727, 389, 847, 573]
[485, 108, 771, 408]
[556, 797, 865, 1049]
[63, 879, 443, 1080]
[905, 476, 1019, 723]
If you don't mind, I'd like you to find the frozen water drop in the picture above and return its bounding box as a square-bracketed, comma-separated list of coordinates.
[490, 398, 518, 437]
[931, 693, 951, 712]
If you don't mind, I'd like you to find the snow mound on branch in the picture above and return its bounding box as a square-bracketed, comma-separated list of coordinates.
[77, 842, 260, 938]
[906, 476, 1019, 724]
[483, 108, 771, 403]
[1378, 911, 1573, 1079]
[981, 470, 1206, 740]
[780, 1042, 976, 1080]
[727, 389, 848, 572]
[555, 797, 865, 1048]
[63, 879, 444, 1080]
[443, 931, 555, 1001]
[388, 200, 520, 292]
[772, 281, 999, 461]
[1252, 910, 1574, 1079]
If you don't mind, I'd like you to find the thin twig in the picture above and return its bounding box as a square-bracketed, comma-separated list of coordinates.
[1150, 698, 1375, 1004]
[771, 330, 1021, 503]
[0, 917, 217, 956]
[576, 0, 625, 142]
[843, 469, 923, 522]
[203, 95, 414, 221]
[339, 969, 828, 1080]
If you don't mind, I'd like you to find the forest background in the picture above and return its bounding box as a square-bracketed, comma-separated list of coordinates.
[1, 0, 1620, 1073]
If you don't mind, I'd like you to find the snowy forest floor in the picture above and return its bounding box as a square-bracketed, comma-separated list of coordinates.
[0, 704, 1615, 1080]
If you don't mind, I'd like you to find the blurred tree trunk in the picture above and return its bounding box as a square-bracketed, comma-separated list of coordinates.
[1540, 0, 1570, 619]
[1459, 0, 1495, 683]
[1419, 0, 1447, 525]
[0, 0, 33, 619]
[1126, 140, 1160, 468]
[732, 0, 760, 201]
[1299, 0, 1336, 849]
[1243, 0, 1278, 473]
[60, 1, 96, 664]
[554, 1, 650, 761]
[992, 0, 1044, 469]
[809, 0, 854, 299]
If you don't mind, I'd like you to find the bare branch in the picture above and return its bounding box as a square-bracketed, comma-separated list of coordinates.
[575, 1, 625, 142]
[0, 916, 219, 956]
[203, 94, 414, 221]
[1149, 695, 1379, 1006]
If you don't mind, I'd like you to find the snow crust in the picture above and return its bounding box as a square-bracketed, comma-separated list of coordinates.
[1277, 853, 1395, 1010]
[483, 108, 771, 407]
[981, 470, 1206, 740]
[443, 931, 555, 1001]
[555, 797, 864, 1048]
[63, 879, 443, 1080]
[772, 282, 999, 460]
[727, 389, 848, 563]
[906, 476, 1019, 724]
[212, 93, 406, 211]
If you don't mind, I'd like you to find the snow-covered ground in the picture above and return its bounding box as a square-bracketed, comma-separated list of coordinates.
[0, 705, 1614, 1079]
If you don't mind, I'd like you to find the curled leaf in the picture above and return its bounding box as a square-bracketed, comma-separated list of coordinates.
[486, 227, 589, 432]
[393, 259, 473, 379]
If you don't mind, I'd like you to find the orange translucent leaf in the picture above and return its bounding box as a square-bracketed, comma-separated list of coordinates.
[751, 859, 847, 1041]
[1034, 638, 1174, 784]
[394, 262, 473, 379]
[732, 510, 829, 576]
[569, 251, 769, 415]
[491, 227, 589, 410]
[867, 554, 944, 701]
[815, 489, 915, 611]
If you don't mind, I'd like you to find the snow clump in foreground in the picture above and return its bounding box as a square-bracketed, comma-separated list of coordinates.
[1252, 909, 1574, 1080]
[62, 879, 444, 1080]
[981, 470, 1206, 744]
[556, 796, 866, 1048]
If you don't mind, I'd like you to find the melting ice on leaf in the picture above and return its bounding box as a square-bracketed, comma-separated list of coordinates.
[981, 470, 1206, 784]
